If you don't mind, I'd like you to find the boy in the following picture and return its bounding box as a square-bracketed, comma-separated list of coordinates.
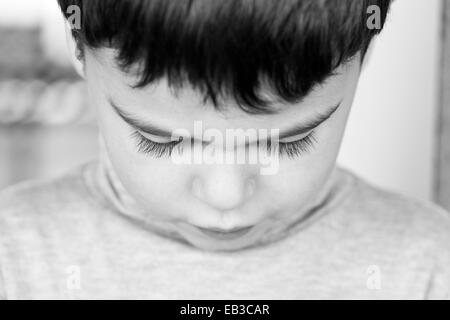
[0, 0, 449, 299]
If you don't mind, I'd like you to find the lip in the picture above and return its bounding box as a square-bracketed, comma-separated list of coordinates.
[196, 226, 253, 240]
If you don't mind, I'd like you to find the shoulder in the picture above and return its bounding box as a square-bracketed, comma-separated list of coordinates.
[0, 162, 100, 233]
[338, 168, 450, 266]
[340, 167, 450, 244]
[334, 168, 450, 298]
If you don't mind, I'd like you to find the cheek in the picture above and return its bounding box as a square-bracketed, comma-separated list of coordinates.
[261, 106, 350, 206]
[97, 104, 191, 209]
[107, 140, 194, 217]
[261, 158, 332, 208]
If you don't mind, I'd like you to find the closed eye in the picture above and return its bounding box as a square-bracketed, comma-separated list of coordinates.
[277, 131, 317, 158]
[131, 130, 317, 159]
[131, 131, 183, 158]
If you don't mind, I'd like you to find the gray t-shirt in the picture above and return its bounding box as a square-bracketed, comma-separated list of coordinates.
[0, 161, 449, 299]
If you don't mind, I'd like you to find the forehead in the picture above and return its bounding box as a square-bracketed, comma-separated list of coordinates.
[85, 48, 360, 130]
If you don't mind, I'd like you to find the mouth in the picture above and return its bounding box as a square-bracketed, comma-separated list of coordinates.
[195, 226, 253, 240]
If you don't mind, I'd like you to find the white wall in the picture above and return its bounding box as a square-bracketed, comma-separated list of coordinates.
[338, 0, 442, 201]
[0, 0, 44, 27]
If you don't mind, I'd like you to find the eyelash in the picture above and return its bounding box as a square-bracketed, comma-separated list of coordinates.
[278, 133, 317, 158]
[131, 131, 317, 159]
[131, 131, 182, 158]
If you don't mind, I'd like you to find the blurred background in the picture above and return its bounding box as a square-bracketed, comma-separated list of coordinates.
[0, 0, 449, 210]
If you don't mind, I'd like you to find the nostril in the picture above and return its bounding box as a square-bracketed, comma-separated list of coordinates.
[246, 178, 256, 199]
[191, 175, 256, 211]
[191, 177, 204, 200]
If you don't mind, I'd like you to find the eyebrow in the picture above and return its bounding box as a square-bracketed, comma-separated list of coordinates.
[278, 101, 342, 139]
[109, 98, 342, 140]
[110, 99, 174, 138]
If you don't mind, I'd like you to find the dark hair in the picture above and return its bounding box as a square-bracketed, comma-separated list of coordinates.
[57, 0, 392, 113]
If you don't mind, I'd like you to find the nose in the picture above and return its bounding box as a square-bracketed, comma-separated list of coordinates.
[192, 165, 256, 211]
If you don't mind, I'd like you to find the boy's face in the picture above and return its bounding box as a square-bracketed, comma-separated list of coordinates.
[84, 49, 361, 246]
